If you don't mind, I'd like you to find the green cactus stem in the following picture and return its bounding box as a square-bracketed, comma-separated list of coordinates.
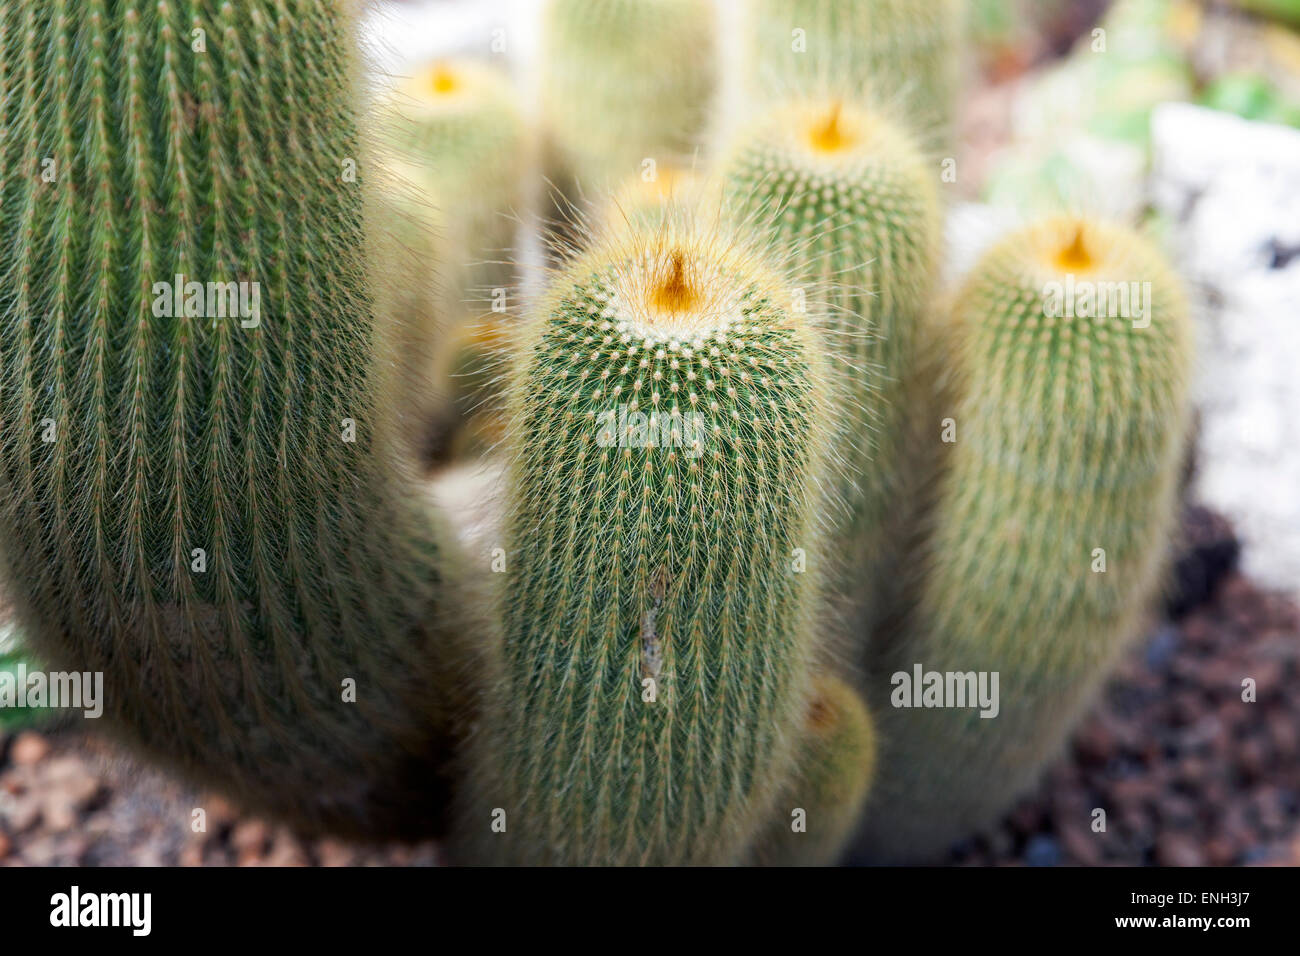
[540, 0, 717, 196]
[747, 0, 964, 134]
[858, 217, 1195, 861]
[750, 673, 877, 866]
[466, 221, 833, 864]
[718, 96, 941, 630]
[0, 0, 466, 838]
[383, 57, 526, 303]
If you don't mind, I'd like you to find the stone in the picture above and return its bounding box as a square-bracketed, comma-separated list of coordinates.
[10, 732, 49, 767]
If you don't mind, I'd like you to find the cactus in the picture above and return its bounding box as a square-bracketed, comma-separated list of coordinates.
[718, 97, 941, 627]
[541, 0, 717, 195]
[0, 0, 468, 838]
[858, 217, 1195, 861]
[371, 160, 456, 465]
[383, 57, 526, 304]
[465, 221, 833, 864]
[0, 0, 1211, 870]
[747, 0, 965, 134]
[602, 163, 708, 233]
[750, 673, 876, 866]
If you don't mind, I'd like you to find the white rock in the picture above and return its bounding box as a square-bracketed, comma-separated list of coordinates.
[1152, 103, 1300, 596]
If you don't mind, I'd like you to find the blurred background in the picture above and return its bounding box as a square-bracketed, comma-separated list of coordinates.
[1, 0, 1298, 866]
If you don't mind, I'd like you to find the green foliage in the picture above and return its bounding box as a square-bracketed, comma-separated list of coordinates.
[1234, 0, 1300, 25]
[0, 624, 52, 731]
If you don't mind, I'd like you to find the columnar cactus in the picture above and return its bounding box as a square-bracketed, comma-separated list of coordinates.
[371, 160, 455, 458]
[718, 97, 941, 621]
[383, 57, 526, 303]
[0, 0, 1208, 870]
[747, 0, 964, 134]
[602, 164, 707, 233]
[541, 0, 717, 194]
[750, 673, 877, 866]
[0, 0, 465, 838]
[467, 221, 834, 864]
[859, 217, 1195, 860]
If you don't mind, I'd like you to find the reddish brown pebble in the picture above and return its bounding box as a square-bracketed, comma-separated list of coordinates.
[179, 841, 205, 867]
[1059, 821, 1103, 866]
[1205, 836, 1237, 866]
[10, 732, 49, 767]
[265, 829, 309, 867]
[205, 794, 238, 825]
[314, 837, 357, 867]
[230, 818, 269, 855]
[1155, 834, 1206, 867]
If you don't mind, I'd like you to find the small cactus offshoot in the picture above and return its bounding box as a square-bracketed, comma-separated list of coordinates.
[750, 673, 877, 866]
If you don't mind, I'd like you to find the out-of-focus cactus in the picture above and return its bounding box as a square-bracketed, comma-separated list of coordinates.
[858, 217, 1195, 861]
[718, 96, 941, 626]
[384, 57, 527, 303]
[540, 0, 717, 195]
[602, 164, 708, 233]
[747, 0, 964, 134]
[750, 674, 877, 866]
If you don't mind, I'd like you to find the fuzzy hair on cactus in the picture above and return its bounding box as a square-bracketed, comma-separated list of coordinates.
[749, 673, 877, 866]
[464, 219, 835, 865]
[747, 0, 964, 134]
[540, 0, 717, 195]
[0, 0, 468, 838]
[602, 163, 708, 234]
[858, 217, 1195, 861]
[718, 96, 941, 628]
[383, 57, 527, 303]
[371, 159, 455, 461]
